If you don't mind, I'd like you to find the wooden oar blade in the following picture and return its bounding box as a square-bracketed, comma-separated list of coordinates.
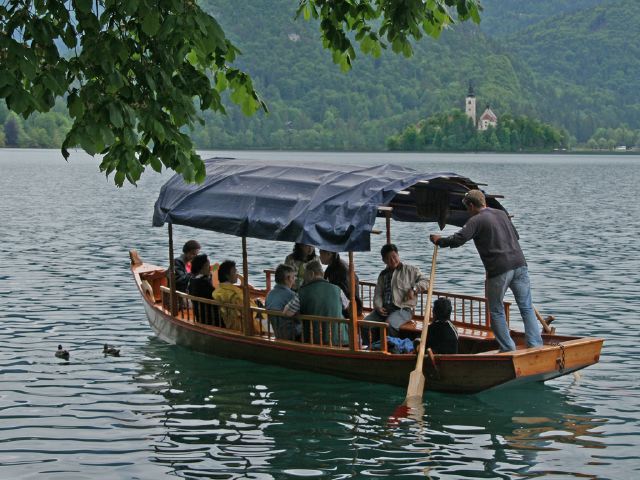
[405, 369, 425, 401]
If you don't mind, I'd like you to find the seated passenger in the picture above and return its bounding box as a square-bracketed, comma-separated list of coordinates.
[426, 298, 459, 354]
[265, 264, 301, 341]
[168, 239, 201, 292]
[212, 260, 261, 332]
[188, 253, 220, 326]
[284, 260, 349, 346]
[284, 243, 317, 290]
[319, 249, 363, 317]
[364, 243, 429, 336]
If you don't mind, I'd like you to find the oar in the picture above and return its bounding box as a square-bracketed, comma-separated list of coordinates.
[534, 306, 555, 334]
[405, 244, 438, 404]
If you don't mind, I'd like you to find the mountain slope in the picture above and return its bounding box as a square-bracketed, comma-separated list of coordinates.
[479, 0, 618, 36]
[195, 0, 543, 150]
[504, 0, 640, 140]
[191, 0, 639, 149]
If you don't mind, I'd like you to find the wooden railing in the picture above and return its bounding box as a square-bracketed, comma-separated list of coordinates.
[263, 269, 509, 331]
[159, 267, 506, 352]
[160, 286, 368, 350]
[357, 280, 510, 329]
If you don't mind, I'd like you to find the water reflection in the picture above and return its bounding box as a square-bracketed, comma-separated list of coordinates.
[134, 339, 608, 478]
[2, 150, 638, 478]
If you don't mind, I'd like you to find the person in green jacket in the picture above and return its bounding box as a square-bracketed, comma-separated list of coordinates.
[284, 260, 349, 346]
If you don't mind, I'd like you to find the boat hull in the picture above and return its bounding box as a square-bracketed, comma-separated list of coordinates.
[141, 291, 603, 394]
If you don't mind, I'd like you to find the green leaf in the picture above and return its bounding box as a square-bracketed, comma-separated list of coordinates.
[141, 11, 160, 36]
[216, 71, 228, 92]
[62, 24, 78, 48]
[0, 70, 14, 89]
[74, 0, 92, 14]
[114, 170, 125, 187]
[68, 92, 84, 118]
[151, 119, 166, 142]
[108, 104, 123, 128]
[150, 157, 162, 172]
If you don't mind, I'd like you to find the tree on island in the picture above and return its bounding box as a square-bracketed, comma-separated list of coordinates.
[0, 0, 481, 186]
[387, 109, 569, 152]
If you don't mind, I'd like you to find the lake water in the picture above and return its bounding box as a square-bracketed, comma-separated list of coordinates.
[0, 149, 638, 479]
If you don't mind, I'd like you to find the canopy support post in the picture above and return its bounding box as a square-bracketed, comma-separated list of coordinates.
[348, 252, 359, 351]
[385, 210, 391, 244]
[168, 223, 177, 316]
[241, 236, 253, 336]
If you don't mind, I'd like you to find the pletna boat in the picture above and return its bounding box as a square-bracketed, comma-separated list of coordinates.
[131, 158, 603, 394]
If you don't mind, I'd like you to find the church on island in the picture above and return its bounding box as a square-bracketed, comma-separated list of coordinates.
[465, 85, 497, 131]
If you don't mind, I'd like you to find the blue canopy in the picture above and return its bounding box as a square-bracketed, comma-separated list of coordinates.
[152, 158, 505, 252]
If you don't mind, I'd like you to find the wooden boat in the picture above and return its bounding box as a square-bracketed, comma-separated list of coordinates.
[132, 158, 603, 394]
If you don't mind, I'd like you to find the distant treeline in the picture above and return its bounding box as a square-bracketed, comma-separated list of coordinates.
[387, 110, 568, 152]
[0, 102, 71, 148]
[3, 102, 639, 152]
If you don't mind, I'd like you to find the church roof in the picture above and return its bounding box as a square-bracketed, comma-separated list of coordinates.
[480, 107, 497, 122]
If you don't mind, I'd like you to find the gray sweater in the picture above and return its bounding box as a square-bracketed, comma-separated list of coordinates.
[437, 208, 526, 278]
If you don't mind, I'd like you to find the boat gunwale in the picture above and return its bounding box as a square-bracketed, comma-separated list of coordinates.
[132, 261, 603, 364]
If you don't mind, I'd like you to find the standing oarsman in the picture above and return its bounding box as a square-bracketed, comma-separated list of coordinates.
[430, 189, 542, 352]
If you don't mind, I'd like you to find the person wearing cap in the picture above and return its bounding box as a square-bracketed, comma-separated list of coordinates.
[170, 239, 201, 292]
[429, 189, 542, 352]
[365, 243, 430, 337]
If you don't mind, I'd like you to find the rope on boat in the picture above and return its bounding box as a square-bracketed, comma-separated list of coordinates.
[550, 342, 566, 372]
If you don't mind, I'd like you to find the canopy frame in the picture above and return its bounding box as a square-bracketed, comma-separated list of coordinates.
[153, 158, 506, 253]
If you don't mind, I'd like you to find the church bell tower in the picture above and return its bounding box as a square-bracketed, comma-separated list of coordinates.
[465, 83, 476, 127]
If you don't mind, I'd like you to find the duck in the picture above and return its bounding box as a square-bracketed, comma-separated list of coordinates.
[55, 345, 70, 360]
[103, 344, 120, 357]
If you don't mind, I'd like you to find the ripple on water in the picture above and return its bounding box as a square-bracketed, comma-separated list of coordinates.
[0, 151, 639, 478]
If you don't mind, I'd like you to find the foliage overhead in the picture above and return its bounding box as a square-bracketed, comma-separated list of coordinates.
[297, 0, 481, 70]
[0, 0, 481, 186]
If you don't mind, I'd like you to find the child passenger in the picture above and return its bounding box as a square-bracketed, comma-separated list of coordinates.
[425, 297, 459, 354]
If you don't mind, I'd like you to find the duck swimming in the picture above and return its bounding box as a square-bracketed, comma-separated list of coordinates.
[103, 344, 120, 357]
[55, 345, 70, 360]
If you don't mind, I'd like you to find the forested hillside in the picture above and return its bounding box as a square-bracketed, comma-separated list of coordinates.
[192, 0, 542, 150]
[2, 0, 639, 150]
[503, 0, 640, 142]
[194, 0, 640, 148]
[479, 0, 617, 36]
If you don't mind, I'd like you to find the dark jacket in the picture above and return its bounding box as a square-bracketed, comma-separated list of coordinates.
[426, 319, 459, 354]
[324, 254, 363, 316]
[168, 254, 194, 292]
[437, 207, 526, 278]
[188, 275, 219, 326]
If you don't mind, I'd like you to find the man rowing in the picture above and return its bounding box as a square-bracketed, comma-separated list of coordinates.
[430, 189, 543, 352]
